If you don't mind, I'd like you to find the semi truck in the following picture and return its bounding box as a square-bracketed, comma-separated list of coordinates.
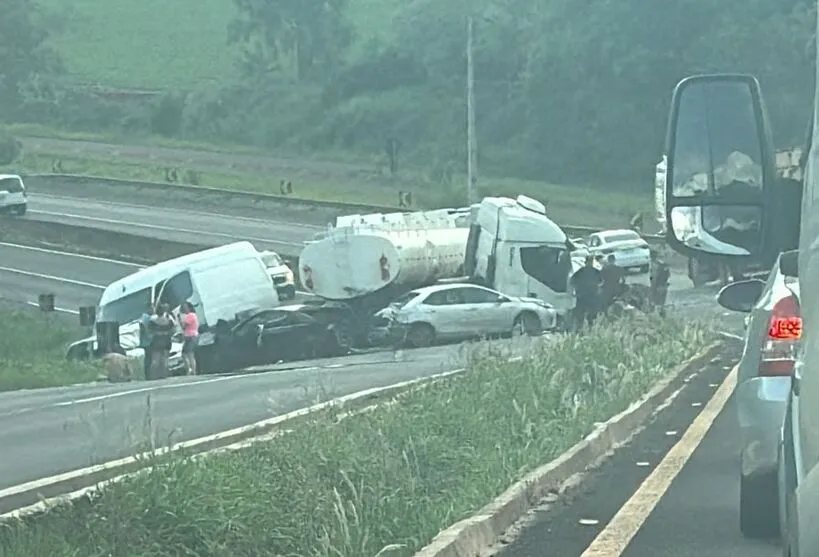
[295, 194, 582, 345]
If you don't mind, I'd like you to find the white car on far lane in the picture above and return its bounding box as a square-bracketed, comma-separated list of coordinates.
[0, 174, 27, 216]
[586, 229, 651, 272]
[259, 250, 296, 300]
[376, 283, 558, 348]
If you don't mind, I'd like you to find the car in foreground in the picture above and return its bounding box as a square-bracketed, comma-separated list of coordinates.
[715, 249, 800, 539]
[586, 229, 650, 272]
[376, 283, 558, 348]
[0, 174, 27, 216]
[259, 250, 296, 300]
[200, 307, 350, 372]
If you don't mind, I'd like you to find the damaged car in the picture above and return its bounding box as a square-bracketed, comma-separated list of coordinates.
[199, 306, 352, 373]
[376, 283, 558, 348]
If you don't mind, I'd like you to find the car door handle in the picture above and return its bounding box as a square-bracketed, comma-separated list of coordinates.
[465, 308, 478, 311]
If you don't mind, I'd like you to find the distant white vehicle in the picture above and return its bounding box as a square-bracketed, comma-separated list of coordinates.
[376, 283, 558, 348]
[259, 250, 296, 300]
[586, 229, 651, 272]
[0, 174, 27, 216]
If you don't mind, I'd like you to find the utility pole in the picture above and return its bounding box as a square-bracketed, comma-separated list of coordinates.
[466, 15, 478, 205]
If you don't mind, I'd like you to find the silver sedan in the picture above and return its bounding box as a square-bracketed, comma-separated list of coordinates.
[716, 249, 800, 540]
[377, 283, 558, 348]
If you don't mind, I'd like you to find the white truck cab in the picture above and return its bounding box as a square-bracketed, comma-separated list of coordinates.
[0, 174, 27, 216]
[465, 195, 576, 316]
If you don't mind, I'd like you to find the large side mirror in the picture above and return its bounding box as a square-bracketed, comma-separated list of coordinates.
[716, 278, 765, 313]
[664, 74, 777, 262]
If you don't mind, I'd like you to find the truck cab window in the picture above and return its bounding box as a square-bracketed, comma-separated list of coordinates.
[519, 246, 570, 293]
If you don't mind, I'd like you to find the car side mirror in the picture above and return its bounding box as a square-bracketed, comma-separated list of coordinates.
[716, 278, 765, 313]
[495, 296, 507, 303]
[664, 74, 777, 264]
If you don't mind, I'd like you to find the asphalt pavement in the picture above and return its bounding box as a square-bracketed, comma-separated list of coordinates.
[489, 340, 776, 557]
[0, 336, 537, 511]
[26, 193, 322, 255]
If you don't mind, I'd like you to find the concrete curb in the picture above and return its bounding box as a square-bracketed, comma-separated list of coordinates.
[413, 341, 724, 557]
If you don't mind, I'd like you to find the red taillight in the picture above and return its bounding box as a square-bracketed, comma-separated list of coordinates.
[759, 294, 801, 377]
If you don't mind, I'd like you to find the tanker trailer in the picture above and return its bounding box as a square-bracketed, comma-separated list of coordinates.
[299, 208, 471, 311]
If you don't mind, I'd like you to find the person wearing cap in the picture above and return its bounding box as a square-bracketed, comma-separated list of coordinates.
[649, 249, 671, 316]
[571, 255, 603, 328]
[148, 302, 175, 380]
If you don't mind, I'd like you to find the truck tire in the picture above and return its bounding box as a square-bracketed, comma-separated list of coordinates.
[739, 472, 780, 539]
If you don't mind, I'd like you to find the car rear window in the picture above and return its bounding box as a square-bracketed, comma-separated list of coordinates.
[0, 177, 23, 193]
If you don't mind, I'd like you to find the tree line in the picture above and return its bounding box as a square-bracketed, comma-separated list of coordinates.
[1, 0, 815, 190]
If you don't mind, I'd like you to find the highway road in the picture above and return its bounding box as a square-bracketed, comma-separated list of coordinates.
[492, 341, 779, 557]
[0, 335, 538, 511]
[25, 193, 323, 256]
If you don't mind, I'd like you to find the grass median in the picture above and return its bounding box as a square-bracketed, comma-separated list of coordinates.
[0, 313, 715, 557]
[0, 308, 101, 391]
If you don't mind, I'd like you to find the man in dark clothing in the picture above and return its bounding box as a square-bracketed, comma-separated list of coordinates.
[147, 303, 175, 380]
[600, 254, 625, 311]
[649, 250, 671, 316]
[571, 255, 602, 328]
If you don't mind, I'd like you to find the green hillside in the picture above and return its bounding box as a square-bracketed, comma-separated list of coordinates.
[37, 0, 399, 89]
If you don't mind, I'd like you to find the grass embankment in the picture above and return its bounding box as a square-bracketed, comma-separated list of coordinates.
[0, 309, 101, 391]
[0, 314, 715, 556]
[4, 148, 651, 228]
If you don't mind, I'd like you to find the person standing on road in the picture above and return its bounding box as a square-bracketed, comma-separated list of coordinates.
[148, 303, 175, 380]
[600, 254, 625, 311]
[649, 250, 671, 316]
[178, 301, 199, 376]
[571, 255, 602, 328]
[138, 303, 155, 379]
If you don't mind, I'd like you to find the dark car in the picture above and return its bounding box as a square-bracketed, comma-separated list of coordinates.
[201, 307, 350, 373]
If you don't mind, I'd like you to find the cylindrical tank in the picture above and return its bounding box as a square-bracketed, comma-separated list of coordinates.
[299, 210, 470, 301]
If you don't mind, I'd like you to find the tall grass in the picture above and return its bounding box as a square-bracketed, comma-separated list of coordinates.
[0, 309, 101, 391]
[0, 314, 716, 556]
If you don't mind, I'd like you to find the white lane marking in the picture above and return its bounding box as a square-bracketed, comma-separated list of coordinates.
[579, 364, 737, 556]
[718, 331, 744, 341]
[0, 242, 144, 267]
[30, 193, 324, 230]
[31, 210, 303, 247]
[0, 266, 104, 288]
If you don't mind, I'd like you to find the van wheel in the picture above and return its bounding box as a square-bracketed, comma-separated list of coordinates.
[740, 473, 780, 539]
[406, 323, 435, 348]
[513, 312, 541, 336]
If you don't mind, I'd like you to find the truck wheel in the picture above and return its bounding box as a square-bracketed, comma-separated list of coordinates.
[406, 323, 435, 348]
[513, 312, 541, 336]
[740, 473, 780, 539]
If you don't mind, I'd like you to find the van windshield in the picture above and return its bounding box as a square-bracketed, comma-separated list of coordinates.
[96, 287, 152, 324]
[0, 177, 23, 193]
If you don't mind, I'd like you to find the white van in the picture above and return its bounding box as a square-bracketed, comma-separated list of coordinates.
[0, 174, 27, 215]
[96, 241, 279, 327]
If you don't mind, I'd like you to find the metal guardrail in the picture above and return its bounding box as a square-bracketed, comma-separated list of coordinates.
[23, 173, 666, 245]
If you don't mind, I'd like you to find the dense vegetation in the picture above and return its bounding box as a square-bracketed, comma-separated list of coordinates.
[2, 0, 815, 191]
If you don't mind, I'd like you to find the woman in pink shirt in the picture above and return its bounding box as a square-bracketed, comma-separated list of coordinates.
[178, 302, 199, 375]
